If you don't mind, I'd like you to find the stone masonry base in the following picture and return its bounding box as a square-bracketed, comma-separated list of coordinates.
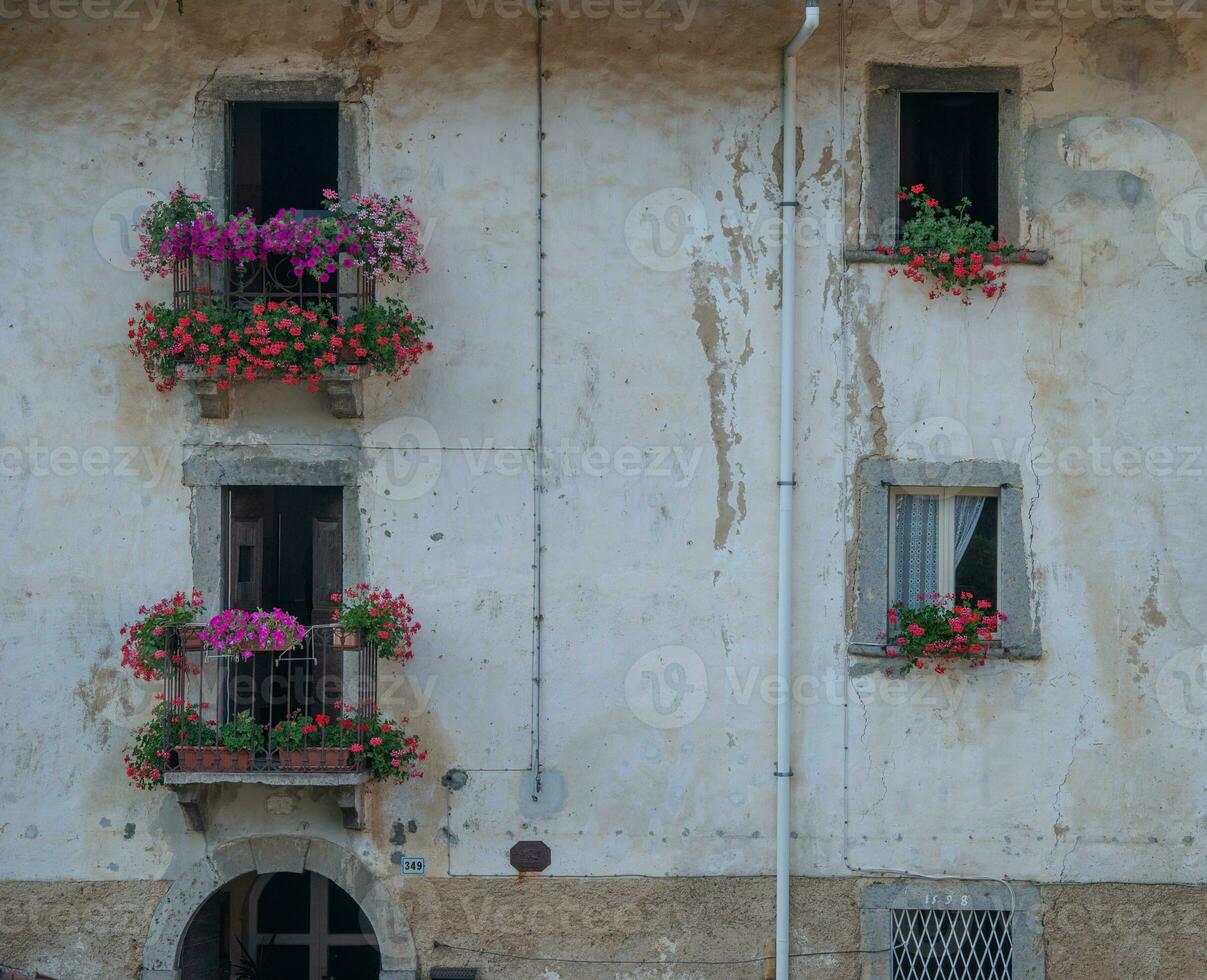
[2, 877, 1206, 979]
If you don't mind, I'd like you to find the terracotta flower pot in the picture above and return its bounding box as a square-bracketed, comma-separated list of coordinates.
[277, 747, 353, 770]
[228, 749, 253, 771]
[278, 748, 308, 770]
[179, 626, 204, 651]
[318, 747, 354, 769]
[176, 746, 222, 772]
[339, 344, 366, 365]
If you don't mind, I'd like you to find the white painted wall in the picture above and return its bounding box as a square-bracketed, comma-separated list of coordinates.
[1, 0, 1205, 888]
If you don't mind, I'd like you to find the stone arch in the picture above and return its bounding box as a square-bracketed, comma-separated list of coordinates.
[142, 835, 417, 980]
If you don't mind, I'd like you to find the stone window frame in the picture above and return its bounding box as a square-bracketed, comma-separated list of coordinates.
[183, 446, 366, 616]
[862, 64, 1023, 248]
[193, 74, 369, 217]
[859, 878, 1044, 980]
[849, 459, 1040, 660]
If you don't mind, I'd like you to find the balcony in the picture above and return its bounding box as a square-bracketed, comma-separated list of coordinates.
[171, 256, 376, 420]
[172, 254, 377, 313]
[161, 623, 377, 831]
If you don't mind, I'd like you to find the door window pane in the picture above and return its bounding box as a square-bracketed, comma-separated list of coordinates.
[327, 944, 382, 977]
[328, 879, 370, 934]
[258, 944, 309, 979]
[257, 871, 310, 934]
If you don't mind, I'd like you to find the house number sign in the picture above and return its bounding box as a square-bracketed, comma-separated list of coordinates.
[399, 856, 427, 876]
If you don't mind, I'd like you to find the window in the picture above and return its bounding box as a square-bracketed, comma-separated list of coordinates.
[889, 488, 999, 608]
[849, 460, 1040, 659]
[899, 92, 999, 235]
[864, 66, 1021, 246]
[859, 881, 1042, 980]
[238, 872, 381, 979]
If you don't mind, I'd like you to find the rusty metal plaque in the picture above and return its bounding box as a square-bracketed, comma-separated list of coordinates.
[509, 839, 551, 872]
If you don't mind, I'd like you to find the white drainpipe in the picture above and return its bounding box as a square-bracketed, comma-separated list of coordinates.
[776, 4, 819, 978]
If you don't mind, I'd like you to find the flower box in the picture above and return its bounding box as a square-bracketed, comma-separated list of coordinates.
[278, 747, 356, 771]
[127, 187, 433, 422]
[175, 746, 252, 772]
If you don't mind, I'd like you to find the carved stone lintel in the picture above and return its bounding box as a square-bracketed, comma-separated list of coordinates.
[173, 785, 206, 832]
[338, 784, 365, 830]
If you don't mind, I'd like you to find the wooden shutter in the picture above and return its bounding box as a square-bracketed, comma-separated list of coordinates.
[231, 103, 263, 218]
[227, 488, 273, 611]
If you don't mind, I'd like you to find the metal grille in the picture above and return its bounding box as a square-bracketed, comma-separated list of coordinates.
[891, 908, 1012, 980]
[173, 255, 375, 314]
[161, 623, 378, 773]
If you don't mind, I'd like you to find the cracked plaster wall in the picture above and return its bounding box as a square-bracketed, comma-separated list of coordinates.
[0, 1, 1206, 946]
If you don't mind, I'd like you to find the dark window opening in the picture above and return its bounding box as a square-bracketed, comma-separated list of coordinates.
[224, 486, 343, 725]
[229, 103, 340, 303]
[899, 91, 999, 236]
[230, 102, 339, 219]
[954, 495, 999, 608]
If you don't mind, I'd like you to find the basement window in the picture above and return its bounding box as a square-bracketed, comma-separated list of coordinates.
[892, 907, 1012, 980]
[859, 881, 1042, 980]
[864, 66, 1021, 246]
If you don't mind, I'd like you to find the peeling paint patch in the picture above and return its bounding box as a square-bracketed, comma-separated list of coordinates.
[690, 263, 748, 553]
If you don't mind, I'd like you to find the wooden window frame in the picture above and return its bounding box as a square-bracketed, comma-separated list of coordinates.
[887, 486, 1001, 603]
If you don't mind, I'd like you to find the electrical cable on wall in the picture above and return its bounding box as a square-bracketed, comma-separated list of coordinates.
[431, 940, 898, 966]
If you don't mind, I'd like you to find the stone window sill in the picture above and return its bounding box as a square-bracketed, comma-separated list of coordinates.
[844, 248, 1050, 266]
[847, 639, 1039, 661]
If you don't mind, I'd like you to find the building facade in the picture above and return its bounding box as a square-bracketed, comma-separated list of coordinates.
[2, 1, 1207, 977]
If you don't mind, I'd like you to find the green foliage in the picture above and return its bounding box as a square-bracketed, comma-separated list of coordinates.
[124, 699, 213, 789]
[218, 710, 264, 753]
[882, 186, 1020, 303]
[886, 593, 1003, 675]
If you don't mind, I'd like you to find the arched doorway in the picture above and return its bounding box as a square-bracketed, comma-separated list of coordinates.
[182, 870, 381, 978]
[142, 836, 417, 980]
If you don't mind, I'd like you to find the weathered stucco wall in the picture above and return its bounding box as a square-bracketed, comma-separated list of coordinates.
[2, 0, 1207, 973]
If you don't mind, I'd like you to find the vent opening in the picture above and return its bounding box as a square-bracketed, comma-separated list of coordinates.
[891, 907, 1012, 980]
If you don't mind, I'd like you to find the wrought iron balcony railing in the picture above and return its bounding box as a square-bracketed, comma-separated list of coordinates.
[161, 622, 377, 777]
[172, 255, 376, 313]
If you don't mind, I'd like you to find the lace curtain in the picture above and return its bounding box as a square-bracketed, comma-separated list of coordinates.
[954, 495, 987, 568]
[893, 494, 939, 607]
